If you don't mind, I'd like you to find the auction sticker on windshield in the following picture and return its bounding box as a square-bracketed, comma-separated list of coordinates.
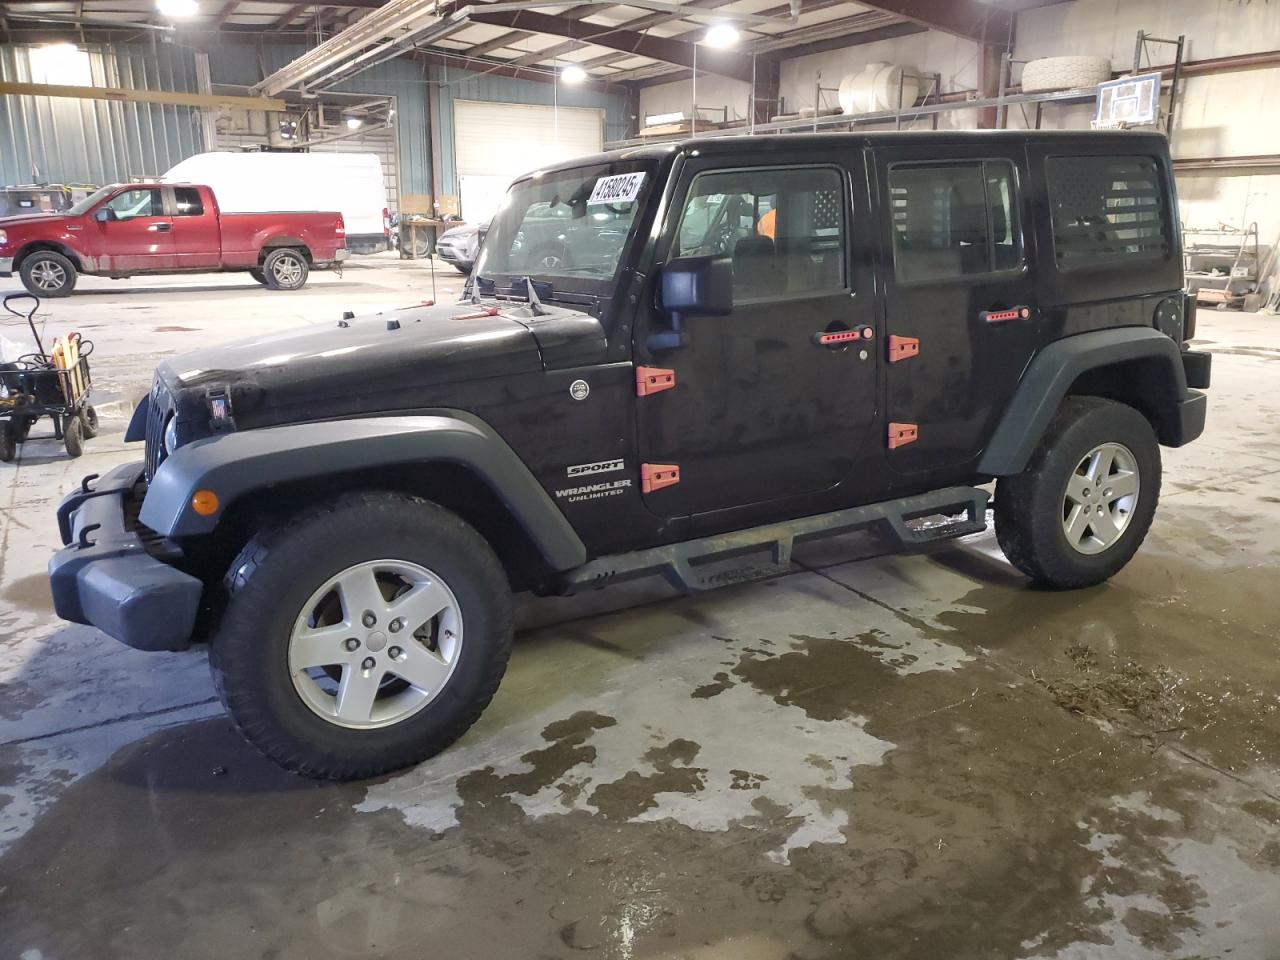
[588, 173, 646, 206]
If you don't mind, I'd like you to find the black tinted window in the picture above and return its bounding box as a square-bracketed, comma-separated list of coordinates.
[889, 160, 1020, 283]
[174, 187, 204, 217]
[675, 166, 846, 300]
[1046, 155, 1169, 269]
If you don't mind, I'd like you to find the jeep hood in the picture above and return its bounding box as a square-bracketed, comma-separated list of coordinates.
[157, 298, 603, 429]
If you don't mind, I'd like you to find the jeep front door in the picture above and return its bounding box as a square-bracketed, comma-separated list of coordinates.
[635, 159, 877, 518]
[873, 144, 1039, 474]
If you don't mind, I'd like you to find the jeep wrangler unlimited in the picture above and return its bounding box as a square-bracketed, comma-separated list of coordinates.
[49, 132, 1210, 780]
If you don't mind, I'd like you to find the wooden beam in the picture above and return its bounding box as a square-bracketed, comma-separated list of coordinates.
[0, 79, 288, 111]
[852, 0, 1010, 44]
[465, 7, 765, 83]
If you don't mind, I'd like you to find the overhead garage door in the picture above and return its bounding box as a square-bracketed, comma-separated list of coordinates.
[454, 99, 603, 221]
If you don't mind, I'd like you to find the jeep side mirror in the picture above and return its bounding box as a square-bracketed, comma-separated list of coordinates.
[651, 255, 733, 351]
[660, 255, 733, 317]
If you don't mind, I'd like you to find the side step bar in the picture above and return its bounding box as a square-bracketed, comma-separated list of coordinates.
[560, 486, 989, 595]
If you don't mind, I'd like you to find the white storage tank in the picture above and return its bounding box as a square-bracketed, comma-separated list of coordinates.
[838, 62, 921, 115]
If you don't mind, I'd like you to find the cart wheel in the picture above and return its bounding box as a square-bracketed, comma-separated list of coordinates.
[13, 416, 33, 443]
[0, 423, 15, 463]
[63, 415, 84, 458]
[80, 405, 99, 439]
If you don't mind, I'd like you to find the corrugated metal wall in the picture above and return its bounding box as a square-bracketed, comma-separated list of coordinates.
[430, 64, 630, 195]
[208, 44, 432, 198]
[0, 44, 203, 185]
[0, 40, 627, 204]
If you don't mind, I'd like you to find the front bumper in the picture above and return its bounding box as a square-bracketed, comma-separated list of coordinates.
[0, 256, 13, 275]
[48, 461, 202, 652]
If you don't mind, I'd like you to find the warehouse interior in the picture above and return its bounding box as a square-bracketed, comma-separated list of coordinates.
[2, 0, 1280, 957]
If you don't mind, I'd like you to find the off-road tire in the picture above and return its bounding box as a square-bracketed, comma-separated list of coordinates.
[994, 397, 1161, 589]
[80, 405, 99, 439]
[0, 423, 15, 463]
[1020, 56, 1112, 94]
[19, 250, 78, 298]
[261, 248, 310, 291]
[209, 492, 514, 780]
[62, 414, 84, 458]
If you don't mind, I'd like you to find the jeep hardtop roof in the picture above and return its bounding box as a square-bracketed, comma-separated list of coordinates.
[516, 129, 1171, 185]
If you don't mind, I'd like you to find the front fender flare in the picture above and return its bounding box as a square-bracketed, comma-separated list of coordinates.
[978, 327, 1190, 476]
[140, 412, 587, 571]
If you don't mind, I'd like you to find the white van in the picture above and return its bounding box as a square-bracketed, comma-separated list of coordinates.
[163, 151, 391, 254]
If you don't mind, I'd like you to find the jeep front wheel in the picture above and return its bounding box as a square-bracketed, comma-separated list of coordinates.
[210, 492, 513, 780]
[993, 397, 1160, 589]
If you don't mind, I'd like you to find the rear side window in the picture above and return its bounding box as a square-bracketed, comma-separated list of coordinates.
[1045, 155, 1169, 270]
[888, 160, 1021, 283]
[173, 188, 204, 217]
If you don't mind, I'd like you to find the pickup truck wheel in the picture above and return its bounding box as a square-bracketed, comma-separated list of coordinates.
[249, 268, 268, 285]
[262, 248, 309, 291]
[210, 492, 514, 780]
[994, 397, 1160, 589]
[20, 251, 77, 297]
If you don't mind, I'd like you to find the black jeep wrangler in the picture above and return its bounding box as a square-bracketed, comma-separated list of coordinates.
[49, 131, 1210, 780]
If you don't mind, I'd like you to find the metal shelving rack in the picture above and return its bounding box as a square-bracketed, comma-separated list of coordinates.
[1183, 223, 1261, 309]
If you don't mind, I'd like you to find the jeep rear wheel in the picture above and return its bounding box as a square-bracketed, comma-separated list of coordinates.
[994, 397, 1161, 589]
[210, 492, 513, 780]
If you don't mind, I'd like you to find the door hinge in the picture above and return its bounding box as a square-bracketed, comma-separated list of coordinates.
[887, 335, 920, 363]
[641, 463, 680, 493]
[635, 366, 676, 396]
[888, 422, 919, 450]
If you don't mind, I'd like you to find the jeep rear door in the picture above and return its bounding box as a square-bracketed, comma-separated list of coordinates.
[872, 142, 1040, 475]
[635, 152, 878, 519]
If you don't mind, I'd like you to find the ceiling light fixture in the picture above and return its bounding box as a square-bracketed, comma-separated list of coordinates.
[561, 64, 587, 84]
[345, 116, 362, 130]
[703, 23, 740, 48]
[155, 0, 198, 19]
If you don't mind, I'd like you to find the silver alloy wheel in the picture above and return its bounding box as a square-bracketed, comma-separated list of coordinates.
[271, 254, 304, 287]
[288, 559, 463, 729]
[1061, 441, 1141, 555]
[30, 259, 67, 291]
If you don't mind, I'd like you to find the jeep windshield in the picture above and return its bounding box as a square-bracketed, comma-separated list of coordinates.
[473, 159, 655, 299]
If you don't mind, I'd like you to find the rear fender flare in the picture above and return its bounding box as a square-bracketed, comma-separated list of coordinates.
[978, 327, 1188, 476]
[139, 411, 587, 571]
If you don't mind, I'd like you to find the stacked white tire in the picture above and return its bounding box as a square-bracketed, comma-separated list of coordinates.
[1021, 56, 1112, 93]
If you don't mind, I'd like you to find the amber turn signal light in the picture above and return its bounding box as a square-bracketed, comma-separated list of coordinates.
[191, 490, 220, 516]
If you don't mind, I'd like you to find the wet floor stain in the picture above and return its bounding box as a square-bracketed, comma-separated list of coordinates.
[1, 574, 53, 614]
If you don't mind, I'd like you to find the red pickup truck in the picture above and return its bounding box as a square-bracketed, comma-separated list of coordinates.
[0, 183, 347, 296]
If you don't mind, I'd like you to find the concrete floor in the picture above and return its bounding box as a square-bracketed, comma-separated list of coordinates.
[1, 261, 1278, 959]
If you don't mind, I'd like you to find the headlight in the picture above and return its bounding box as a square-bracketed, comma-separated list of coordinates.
[164, 416, 179, 454]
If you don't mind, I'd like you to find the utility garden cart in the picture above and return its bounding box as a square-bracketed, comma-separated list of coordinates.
[0, 293, 98, 461]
